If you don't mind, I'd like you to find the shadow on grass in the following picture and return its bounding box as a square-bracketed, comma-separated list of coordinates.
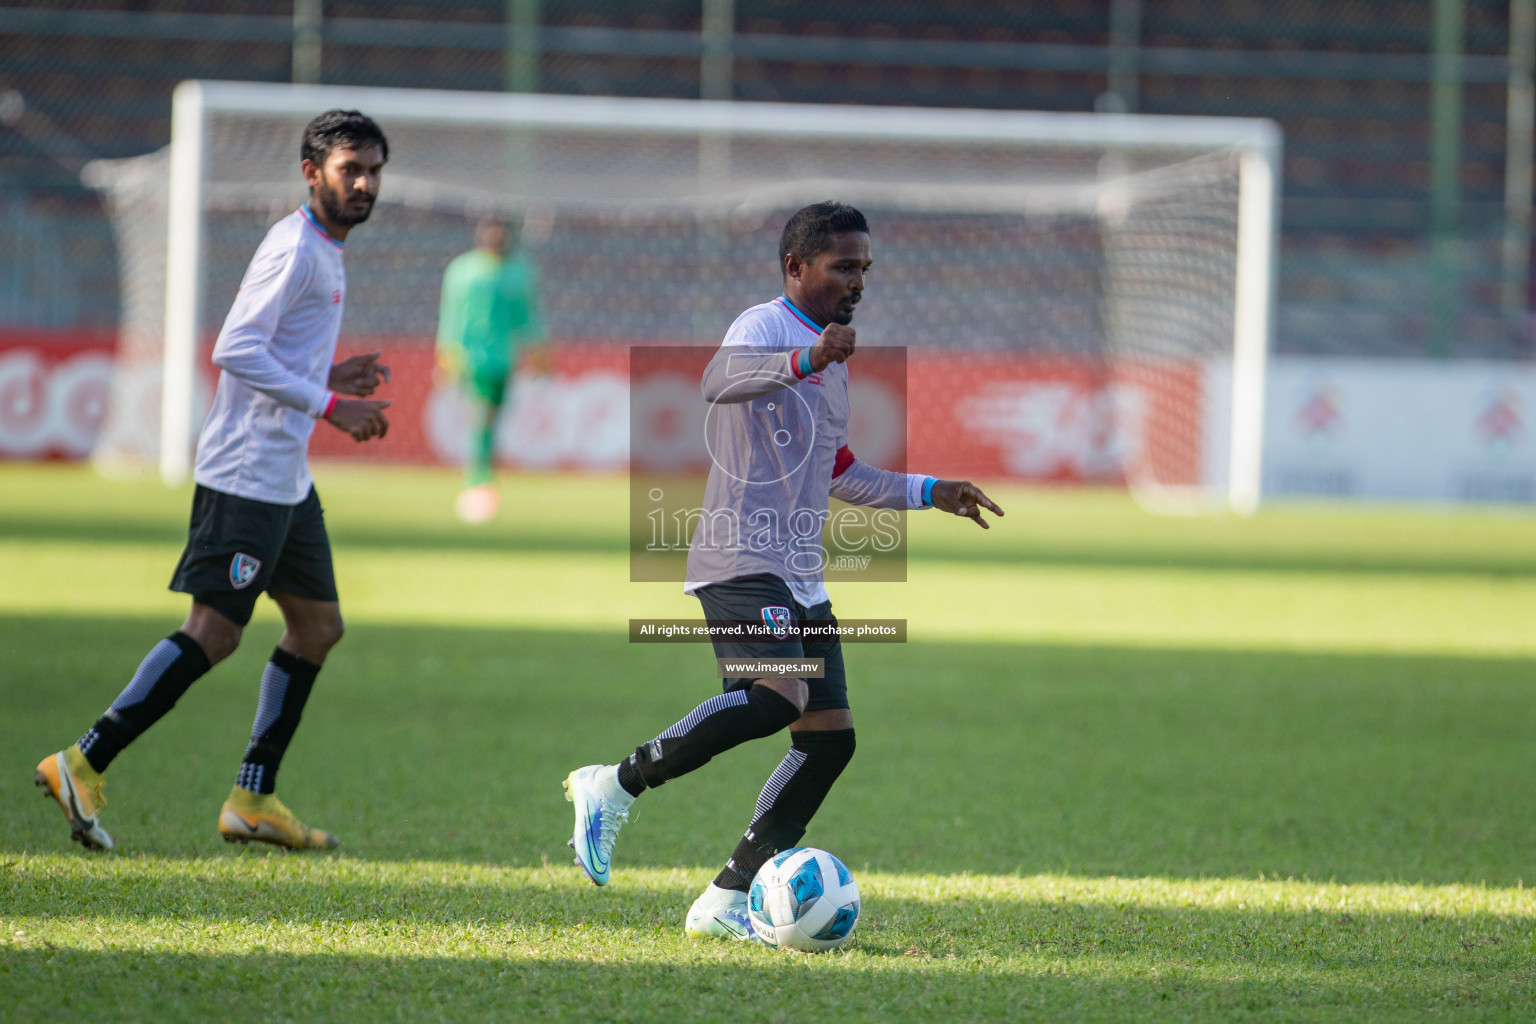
[4, 875, 1532, 1023]
[3, 511, 1532, 578]
[3, 613, 1535, 886]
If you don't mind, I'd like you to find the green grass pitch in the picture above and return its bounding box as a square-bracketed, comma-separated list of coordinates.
[2, 462, 1534, 1022]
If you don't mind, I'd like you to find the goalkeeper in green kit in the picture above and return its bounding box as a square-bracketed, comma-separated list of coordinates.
[436, 217, 546, 522]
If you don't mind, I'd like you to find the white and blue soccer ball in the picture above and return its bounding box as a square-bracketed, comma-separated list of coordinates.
[748, 847, 861, 952]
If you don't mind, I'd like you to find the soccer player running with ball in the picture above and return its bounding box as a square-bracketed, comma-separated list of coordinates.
[563, 202, 1004, 938]
[34, 110, 392, 852]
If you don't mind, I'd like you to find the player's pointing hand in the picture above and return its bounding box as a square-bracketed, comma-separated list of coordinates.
[930, 480, 1005, 529]
[326, 398, 391, 442]
[808, 323, 856, 371]
[329, 350, 392, 397]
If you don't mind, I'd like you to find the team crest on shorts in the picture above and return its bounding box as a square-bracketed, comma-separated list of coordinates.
[761, 605, 793, 637]
[230, 553, 261, 590]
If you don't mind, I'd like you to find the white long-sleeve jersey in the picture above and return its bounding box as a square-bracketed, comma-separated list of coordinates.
[194, 206, 345, 505]
[684, 297, 935, 606]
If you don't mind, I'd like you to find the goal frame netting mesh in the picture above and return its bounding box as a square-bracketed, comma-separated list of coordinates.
[86, 80, 1279, 513]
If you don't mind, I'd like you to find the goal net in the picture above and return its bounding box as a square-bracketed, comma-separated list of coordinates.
[85, 81, 1278, 513]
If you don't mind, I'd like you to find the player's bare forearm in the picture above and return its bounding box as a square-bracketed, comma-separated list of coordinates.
[325, 398, 391, 442]
[930, 479, 1005, 529]
[329, 350, 392, 397]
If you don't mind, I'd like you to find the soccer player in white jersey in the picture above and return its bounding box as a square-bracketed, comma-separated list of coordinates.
[34, 110, 392, 852]
[563, 202, 1004, 938]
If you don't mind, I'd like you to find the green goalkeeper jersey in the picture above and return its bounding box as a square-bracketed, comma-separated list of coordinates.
[436, 248, 544, 379]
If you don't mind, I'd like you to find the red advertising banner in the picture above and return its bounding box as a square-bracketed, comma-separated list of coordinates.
[0, 331, 1202, 487]
[0, 331, 118, 460]
[909, 353, 1204, 486]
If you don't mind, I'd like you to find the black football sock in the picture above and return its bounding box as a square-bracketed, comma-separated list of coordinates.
[235, 648, 321, 795]
[77, 632, 213, 773]
[713, 728, 856, 891]
[626, 685, 800, 792]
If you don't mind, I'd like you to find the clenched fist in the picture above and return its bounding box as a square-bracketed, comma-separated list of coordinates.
[808, 323, 856, 372]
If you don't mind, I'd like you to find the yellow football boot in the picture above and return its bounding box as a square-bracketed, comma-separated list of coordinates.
[218, 787, 339, 850]
[34, 746, 114, 851]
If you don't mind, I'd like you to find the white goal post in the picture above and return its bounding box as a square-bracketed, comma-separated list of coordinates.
[146, 79, 1278, 512]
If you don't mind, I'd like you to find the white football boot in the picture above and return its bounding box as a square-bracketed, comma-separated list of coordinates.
[562, 764, 633, 886]
[684, 882, 757, 941]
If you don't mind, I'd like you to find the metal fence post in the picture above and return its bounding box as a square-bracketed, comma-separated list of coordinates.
[1103, 0, 1141, 113]
[1430, 0, 1464, 357]
[293, 0, 322, 85]
[507, 0, 540, 93]
[1504, 0, 1534, 341]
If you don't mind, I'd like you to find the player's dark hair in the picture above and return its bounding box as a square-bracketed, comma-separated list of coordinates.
[300, 109, 389, 166]
[778, 201, 869, 273]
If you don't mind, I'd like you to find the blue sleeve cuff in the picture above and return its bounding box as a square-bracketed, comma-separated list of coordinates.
[921, 476, 937, 508]
[797, 348, 814, 378]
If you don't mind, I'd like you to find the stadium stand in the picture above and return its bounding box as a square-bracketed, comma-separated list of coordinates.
[0, 0, 1529, 358]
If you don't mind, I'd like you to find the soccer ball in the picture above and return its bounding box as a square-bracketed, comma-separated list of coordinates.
[748, 847, 861, 952]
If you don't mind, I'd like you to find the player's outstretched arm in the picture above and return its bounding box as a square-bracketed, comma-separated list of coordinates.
[930, 479, 1005, 529]
[329, 350, 391, 396]
[325, 398, 391, 442]
[827, 449, 912, 509]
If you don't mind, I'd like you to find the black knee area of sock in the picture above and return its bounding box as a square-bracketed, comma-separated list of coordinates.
[171, 629, 213, 669]
[114, 631, 212, 726]
[169, 631, 214, 673]
[269, 646, 315, 676]
[714, 728, 857, 891]
[82, 632, 213, 772]
[631, 686, 800, 790]
[743, 727, 858, 870]
[751, 685, 803, 733]
[791, 726, 856, 763]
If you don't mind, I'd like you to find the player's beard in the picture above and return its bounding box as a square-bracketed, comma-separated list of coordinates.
[313, 178, 376, 227]
[830, 294, 859, 325]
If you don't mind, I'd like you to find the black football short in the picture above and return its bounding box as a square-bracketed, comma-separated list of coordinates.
[693, 573, 849, 712]
[169, 484, 338, 627]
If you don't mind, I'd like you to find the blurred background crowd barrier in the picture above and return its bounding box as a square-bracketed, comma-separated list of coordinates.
[1, 1, 1532, 503]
